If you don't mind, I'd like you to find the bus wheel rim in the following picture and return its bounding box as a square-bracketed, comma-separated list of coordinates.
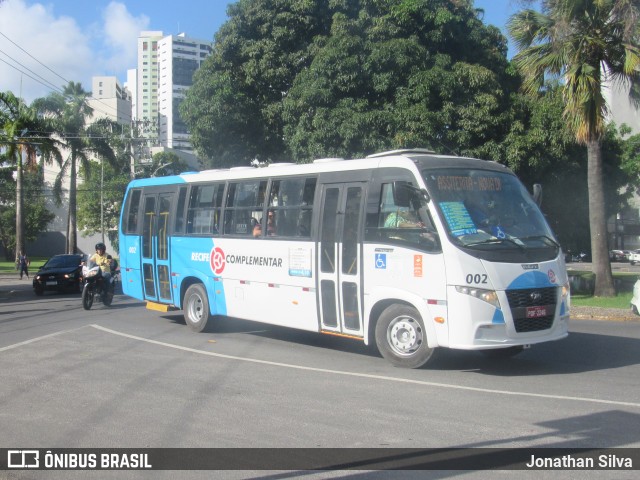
[387, 315, 422, 356]
[188, 294, 203, 322]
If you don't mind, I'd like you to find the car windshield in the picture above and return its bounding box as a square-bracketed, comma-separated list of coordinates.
[44, 256, 81, 268]
[422, 168, 557, 251]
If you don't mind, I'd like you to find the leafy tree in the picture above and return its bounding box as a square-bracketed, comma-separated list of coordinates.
[76, 118, 134, 254]
[0, 91, 61, 258]
[136, 151, 190, 178]
[76, 160, 129, 255]
[182, 0, 514, 165]
[494, 82, 634, 255]
[33, 82, 117, 254]
[620, 128, 640, 180]
[181, 0, 336, 167]
[284, 0, 514, 161]
[0, 169, 55, 260]
[508, 0, 640, 296]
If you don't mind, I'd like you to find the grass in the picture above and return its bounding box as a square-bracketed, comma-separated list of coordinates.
[571, 292, 633, 309]
[0, 258, 47, 274]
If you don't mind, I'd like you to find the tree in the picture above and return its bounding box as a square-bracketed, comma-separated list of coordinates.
[182, 0, 334, 167]
[284, 0, 514, 161]
[507, 0, 640, 296]
[76, 159, 129, 255]
[136, 151, 190, 178]
[0, 91, 61, 258]
[76, 118, 134, 254]
[183, 0, 514, 165]
[33, 82, 117, 254]
[0, 168, 55, 260]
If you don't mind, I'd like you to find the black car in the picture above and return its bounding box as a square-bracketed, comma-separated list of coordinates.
[33, 254, 84, 295]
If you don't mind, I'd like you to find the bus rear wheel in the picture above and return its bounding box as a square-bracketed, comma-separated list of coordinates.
[184, 283, 210, 332]
[375, 304, 434, 368]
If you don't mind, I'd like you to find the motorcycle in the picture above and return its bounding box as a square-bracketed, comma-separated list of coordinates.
[81, 260, 114, 310]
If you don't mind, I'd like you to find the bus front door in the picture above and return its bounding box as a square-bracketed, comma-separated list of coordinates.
[141, 193, 173, 304]
[318, 183, 365, 337]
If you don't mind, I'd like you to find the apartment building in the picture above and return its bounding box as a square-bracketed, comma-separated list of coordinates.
[157, 33, 212, 153]
[135, 31, 164, 124]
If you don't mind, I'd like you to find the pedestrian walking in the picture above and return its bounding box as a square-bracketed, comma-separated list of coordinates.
[16, 250, 30, 279]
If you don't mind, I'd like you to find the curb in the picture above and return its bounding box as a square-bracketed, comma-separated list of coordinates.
[570, 313, 640, 322]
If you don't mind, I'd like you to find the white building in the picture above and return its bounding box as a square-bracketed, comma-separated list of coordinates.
[605, 79, 640, 135]
[605, 78, 640, 251]
[88, 76, 132, 125]
[135, 31, 164, 124]
[157, 33, 212, 153]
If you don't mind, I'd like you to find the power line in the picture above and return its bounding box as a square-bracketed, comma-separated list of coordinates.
[0, 31, 70, 85]
[0, 48, 64, 94]
[0, 31, 135, 122]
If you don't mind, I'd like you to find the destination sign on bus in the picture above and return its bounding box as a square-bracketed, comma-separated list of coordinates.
[435, 175, 502, 192]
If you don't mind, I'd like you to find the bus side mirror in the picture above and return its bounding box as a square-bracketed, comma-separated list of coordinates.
[532, 184, 542, 207]
[392, 181, 412, 207]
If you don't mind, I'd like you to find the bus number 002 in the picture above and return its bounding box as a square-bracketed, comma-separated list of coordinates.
[466, 274, 487, 284]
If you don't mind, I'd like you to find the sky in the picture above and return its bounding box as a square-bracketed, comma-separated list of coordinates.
[0, 0, 527, 104]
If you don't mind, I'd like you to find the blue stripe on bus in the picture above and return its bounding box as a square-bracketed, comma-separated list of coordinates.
[492, 309, 505, 324]
[128, 175, 188, 187]
[170, 237, 228, 316]
[507, 270, 555, 290]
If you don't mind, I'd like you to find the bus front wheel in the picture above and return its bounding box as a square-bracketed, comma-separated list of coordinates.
[375, 304, 434, 368]
[184, 283, 211, 332]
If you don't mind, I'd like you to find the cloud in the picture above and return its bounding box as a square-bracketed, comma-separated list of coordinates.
[0, 0, 145, 104]
[100, 1, 149, 75]
[0, 0, 93, 102]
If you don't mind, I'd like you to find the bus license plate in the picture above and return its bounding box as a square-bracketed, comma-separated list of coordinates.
[526, 306, 547, 318]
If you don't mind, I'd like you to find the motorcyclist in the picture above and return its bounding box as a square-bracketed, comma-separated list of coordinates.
[89, 242, 114, 289]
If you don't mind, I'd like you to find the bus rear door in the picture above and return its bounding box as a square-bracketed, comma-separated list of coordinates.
[318, 183, 365, 337]
[141, 192, 174, 304]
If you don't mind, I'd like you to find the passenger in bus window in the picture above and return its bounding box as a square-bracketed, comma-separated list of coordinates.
[266, 210, 276, 236]
[253, 222, 262, 237]
[384, 209, 423, 228]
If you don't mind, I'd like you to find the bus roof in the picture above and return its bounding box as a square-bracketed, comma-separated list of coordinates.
[127, 149, 511, 188]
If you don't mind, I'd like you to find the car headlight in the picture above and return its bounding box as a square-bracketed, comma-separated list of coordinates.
[455, 285, 501, 309]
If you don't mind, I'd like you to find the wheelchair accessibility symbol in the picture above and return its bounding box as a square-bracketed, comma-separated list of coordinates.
[375, 253, 387, 269]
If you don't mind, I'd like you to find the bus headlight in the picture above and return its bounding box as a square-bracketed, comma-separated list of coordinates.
[455, 285, 501, 309]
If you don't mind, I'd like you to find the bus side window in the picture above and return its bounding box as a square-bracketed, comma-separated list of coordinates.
[125, 189, 142, 233]
[224, 180, 267, 236]
[186, 184, 222, 235]
[366, 182, 439, 251]
[174, 187, 187, 234]
[267, 177, 316, 238]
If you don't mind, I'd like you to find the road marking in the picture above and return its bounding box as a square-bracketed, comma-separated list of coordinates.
[0, 326, 89, 352]
[91, 324, 640, 409]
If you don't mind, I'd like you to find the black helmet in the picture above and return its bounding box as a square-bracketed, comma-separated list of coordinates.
[95, 242, 106, 251]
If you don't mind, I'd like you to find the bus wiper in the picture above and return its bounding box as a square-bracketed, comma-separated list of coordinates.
[465, 237, 525, 250]
[518, 235, 560, 248]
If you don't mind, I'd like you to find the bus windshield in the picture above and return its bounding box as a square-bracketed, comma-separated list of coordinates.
[422, 169, 557, 251]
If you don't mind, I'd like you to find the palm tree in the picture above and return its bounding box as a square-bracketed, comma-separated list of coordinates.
[508, 0, 640, 297]
[33, 82, 116, 253]
[0, 91, 61, 258]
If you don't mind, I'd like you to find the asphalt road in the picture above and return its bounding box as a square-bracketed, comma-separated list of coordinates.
[1, 286, 639, 479]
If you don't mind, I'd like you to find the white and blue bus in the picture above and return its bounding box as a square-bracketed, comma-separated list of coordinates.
[119, 149, 569, 368]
